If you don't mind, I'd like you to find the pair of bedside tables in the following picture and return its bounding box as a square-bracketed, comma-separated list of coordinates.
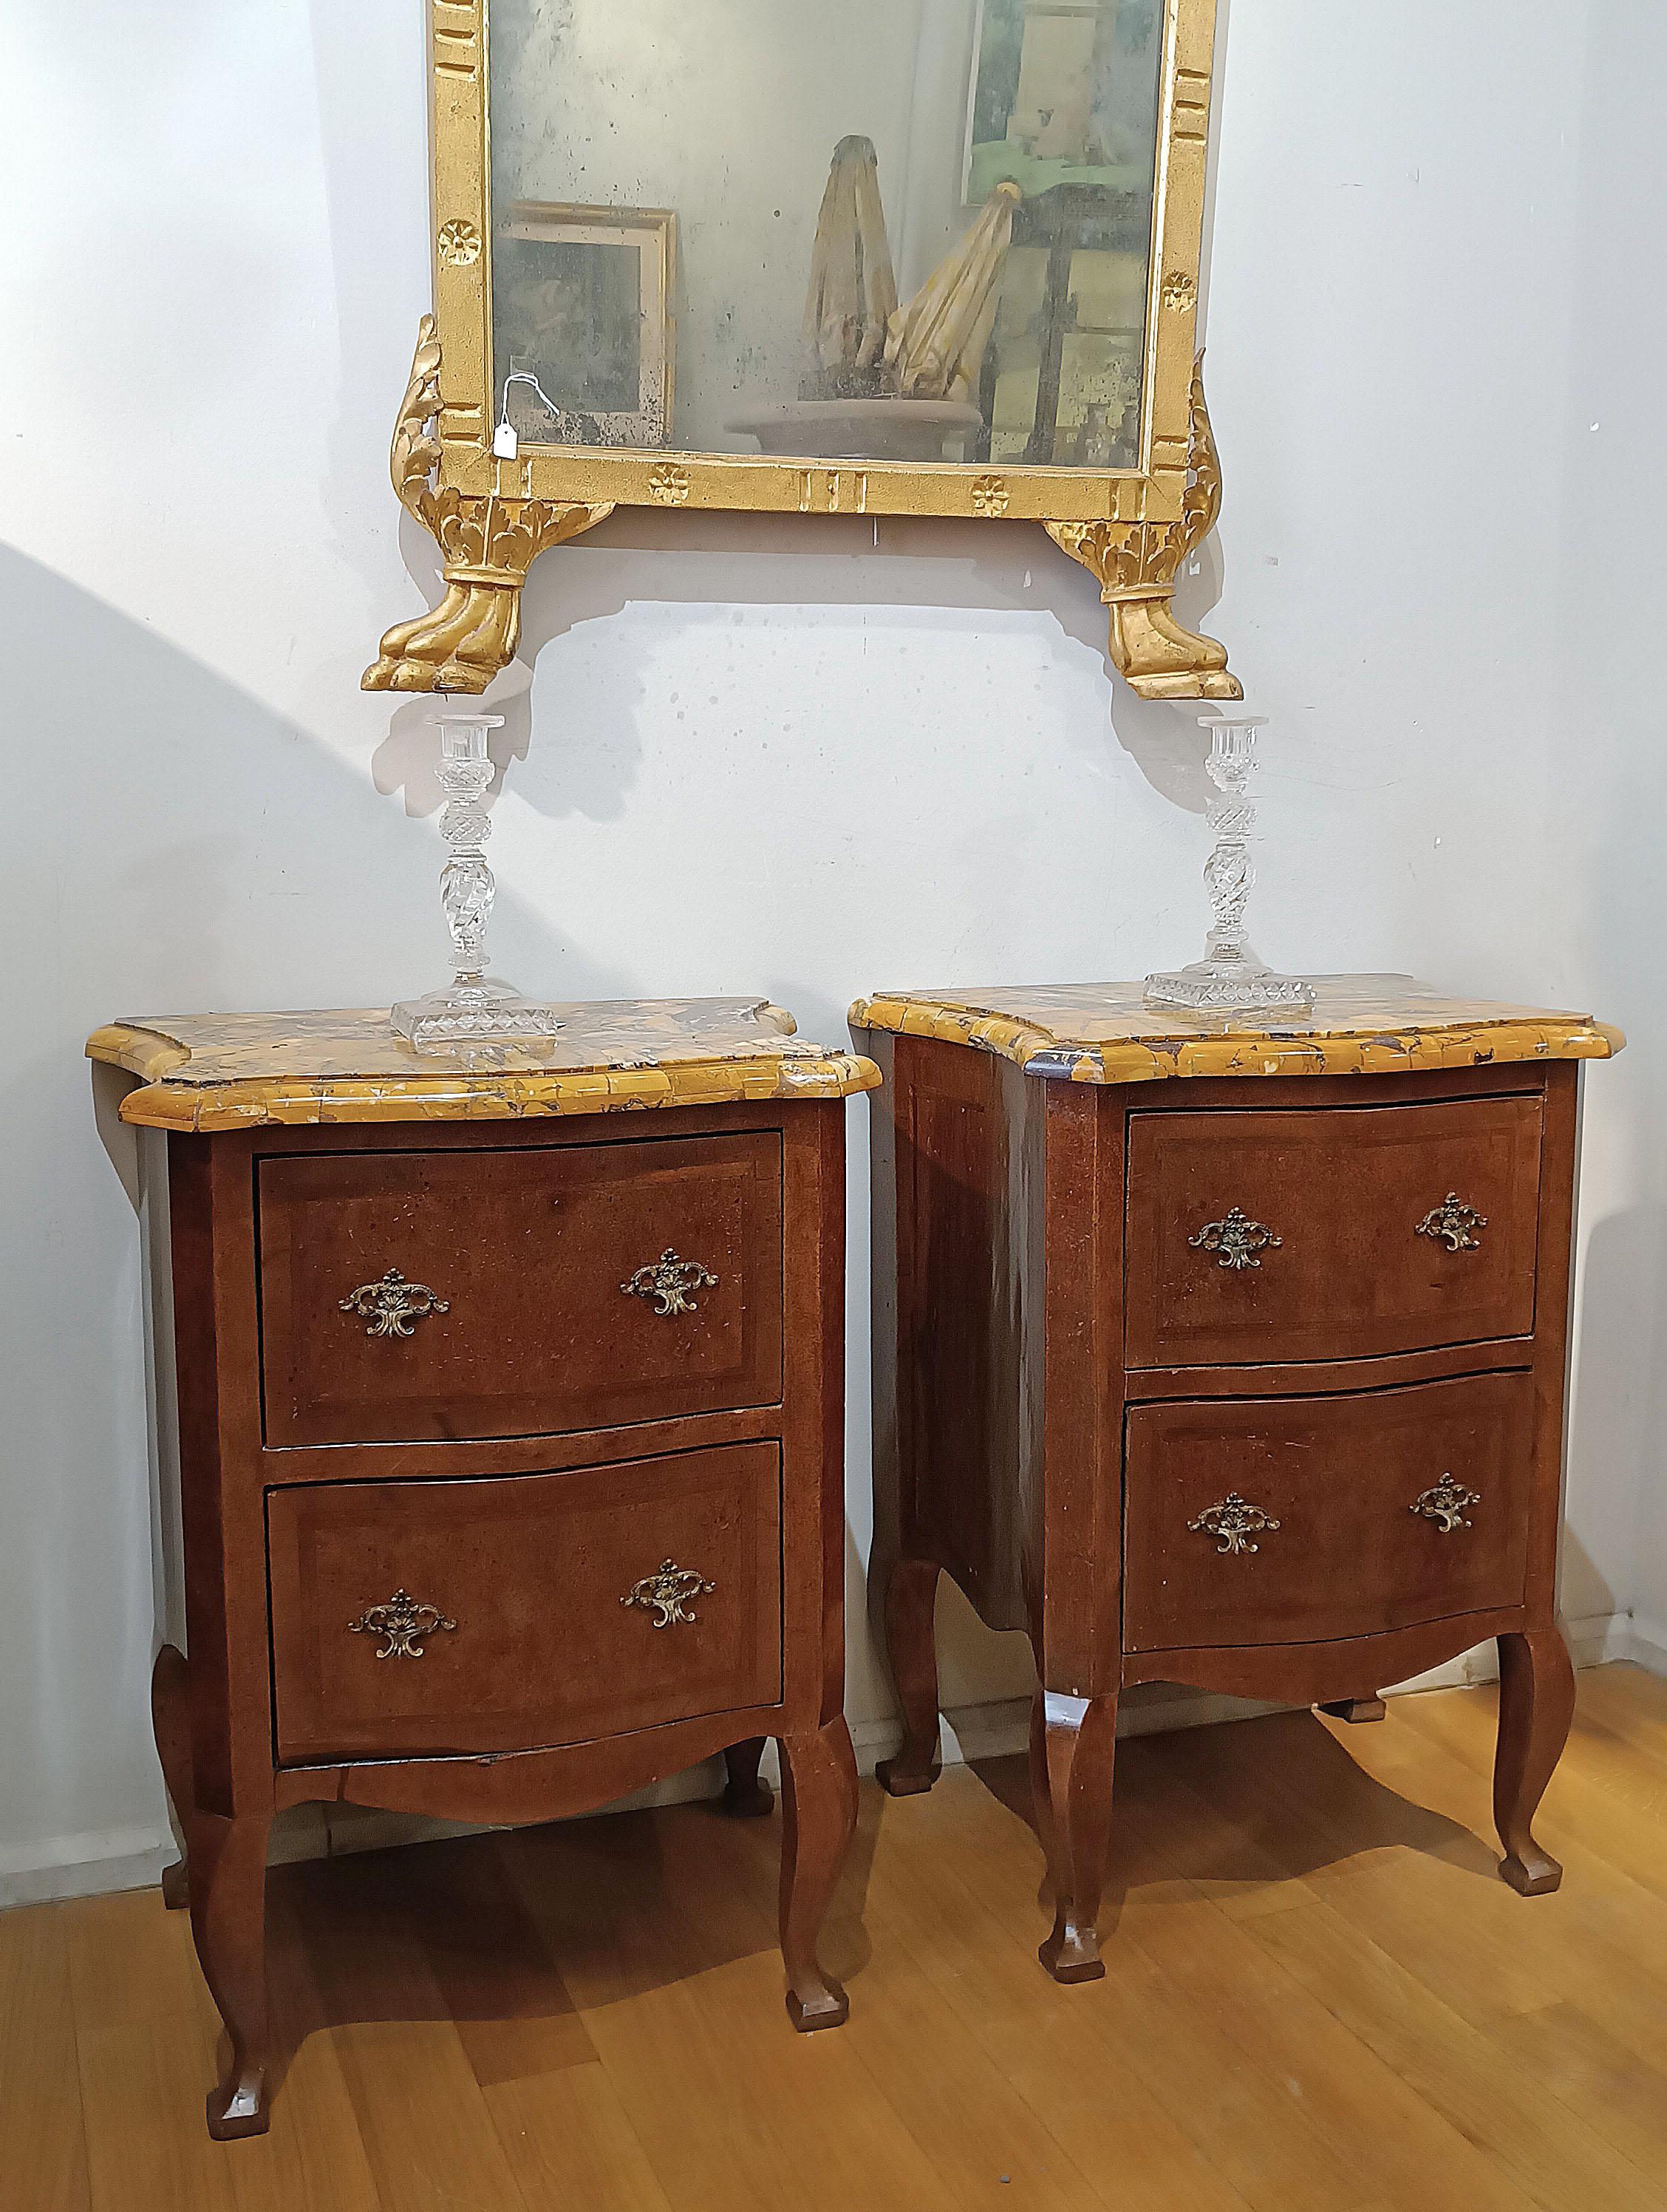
[91, 976, 1620, 2137]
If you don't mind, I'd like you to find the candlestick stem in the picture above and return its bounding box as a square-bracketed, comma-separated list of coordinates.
[390, 711, 562, 1051]
[1145, 712, 1314, 1015]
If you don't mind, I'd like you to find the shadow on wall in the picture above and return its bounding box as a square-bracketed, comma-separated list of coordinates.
[1, 542, 638, 1876]
[370, 503, 1233, 823]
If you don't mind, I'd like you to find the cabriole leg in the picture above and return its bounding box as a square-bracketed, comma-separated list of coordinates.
[777, 1717, 858, 2030]
[1319, 1695, 1386, 1725]
[1031, 1689, 1119, 1984]
[191, 1809, 275, 2139]
[151, 1644, 193, 1910]
[874, 1557, 943, 1797]
[721, 1738, 774, 1818]
[1495, 1626, 1575, 1896]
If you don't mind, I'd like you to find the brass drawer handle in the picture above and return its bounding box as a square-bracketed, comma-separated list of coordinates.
[340, 1267, 450, 1338]
[622, 1559, 715, 1628]
[349, 1588, 457, 1659]
[1188, 1494, 1281, 1556]
[1416, 1194, 1486, 1252]
[1410, 1474, 1480, 1532]
[1190, 1208, 1281, 1271]
[621, 1248, 719, 1318]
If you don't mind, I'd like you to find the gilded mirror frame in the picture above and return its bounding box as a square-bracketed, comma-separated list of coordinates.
[365, 0, 1240, 701]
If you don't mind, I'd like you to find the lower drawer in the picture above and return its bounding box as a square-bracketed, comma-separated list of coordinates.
[267, 1443, 783, 1764]
[1122, 1372, 1534, 1653]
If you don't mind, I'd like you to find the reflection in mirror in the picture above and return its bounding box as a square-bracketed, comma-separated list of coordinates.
[488, 1, 1166, 468]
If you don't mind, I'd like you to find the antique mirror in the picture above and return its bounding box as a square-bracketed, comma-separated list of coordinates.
[366, 0, 1239, 701]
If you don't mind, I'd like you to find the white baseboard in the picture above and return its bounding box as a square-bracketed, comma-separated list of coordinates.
[0, 1828, 172, 1910]
[7, 1609, 1649, 1909]
[1617, 1611, 1667, 1675]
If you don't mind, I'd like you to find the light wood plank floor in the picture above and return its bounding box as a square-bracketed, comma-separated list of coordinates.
[5, 1663, 1667, 2212]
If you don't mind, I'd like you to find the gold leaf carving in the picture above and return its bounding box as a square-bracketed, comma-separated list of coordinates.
[648, 463, 691, 506]
[1043, 355, 1240, 701]
[364, 318, 614, 694]
[437, 219, 481, 266]
[972, 475, 1009, 517]
[1161, 270, 1197, 311]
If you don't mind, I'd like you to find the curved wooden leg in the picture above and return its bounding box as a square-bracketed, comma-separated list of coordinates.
[191, 1809, 274, 2139]
[151, 1644, 193, 1910]
[721, 1738, 774, 1818]
[874, 1558, 942, 1797]
[1031, 1689, 1119, 1984]
[1495, 1627, 1575, 1896]
[777, 1717, 857, 2032]
[1319, 1696, 1386, 1725]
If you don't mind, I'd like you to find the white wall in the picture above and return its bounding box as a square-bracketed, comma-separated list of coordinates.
[3, 0, 1664, 1896]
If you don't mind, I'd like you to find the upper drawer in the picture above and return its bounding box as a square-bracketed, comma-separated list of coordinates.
[258, 1133, 783, 1446]
[1124, 1095, 1543, 1370]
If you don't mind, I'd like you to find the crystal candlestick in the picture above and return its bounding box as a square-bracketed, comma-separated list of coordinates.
[1144, 710, 1314, 1016]
[390, 711, 562, 1051]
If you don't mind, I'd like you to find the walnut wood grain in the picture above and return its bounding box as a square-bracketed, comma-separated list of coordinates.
[259, 1131, 783, 1446]
[267, 1446, 784, 1763]
[138, 1071, 856, 2138]
[856, 1015, 1596, 1978]
[1122, 1371, 1535, 1652]
[1124, 1095, 1544, 1367]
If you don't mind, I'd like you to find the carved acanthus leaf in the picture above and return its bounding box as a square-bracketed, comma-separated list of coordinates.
[364, 316, 615, 694]
[1041, 350, 1241, 701]
[390, 313, 443, 531]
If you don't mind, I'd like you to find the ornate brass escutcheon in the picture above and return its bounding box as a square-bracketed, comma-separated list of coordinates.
[1416, 1193, 1487, 1252]
[348, 1589, 457, 1659]
[621, 1559, 716, 1629]
[1189, 1207, 1281, 1271]
[1410, 1474, 1481, 1533]
[621, 1248, 719, 1318]
[1187, 1493, 1281, 1556]
[340, 1267, 450, 1338]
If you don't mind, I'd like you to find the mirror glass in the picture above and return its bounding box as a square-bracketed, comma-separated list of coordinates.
[488, 1, 1167, 469]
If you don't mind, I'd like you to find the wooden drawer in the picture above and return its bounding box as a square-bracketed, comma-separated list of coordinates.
[1122, 1371, 1534, 1653]
[267, 1443, 783, 1763]
[1124, 1096, 1542, 1369]
[258, 1133, 783, 1446]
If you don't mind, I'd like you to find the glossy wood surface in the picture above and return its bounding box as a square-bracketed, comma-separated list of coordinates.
[267, 1446, 784, 1764]
[259, 1131, 783, 1446]
[1122, 1371, 1535, 1652]
[10, 1667, 1667, 2212]
[859, 1017, 1592, 1981]
[141, 1072, 856, 2137]
[1123, 1095, 1543, 1368]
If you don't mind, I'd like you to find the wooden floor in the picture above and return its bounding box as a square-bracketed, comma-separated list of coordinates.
[6, 1664, 1667, 2212]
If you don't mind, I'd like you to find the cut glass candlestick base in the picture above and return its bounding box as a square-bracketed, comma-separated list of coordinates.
[391, 975, 562, 1052]
[1142, 953, 1315, 1017]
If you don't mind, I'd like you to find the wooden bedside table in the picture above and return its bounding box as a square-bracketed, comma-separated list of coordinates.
[89, 998, 879, 2138]
[849, 976, 1621, 1983]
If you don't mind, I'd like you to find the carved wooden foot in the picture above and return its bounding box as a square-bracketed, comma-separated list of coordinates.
[190, 1809, 274, 2138]
[777, 1718, 857, 2030]
[721, 1738, 774, 1818]
[1031, 1690, 1119, 1983]
[1319, 1696, 1386, 1725]
[874, 1558, 943, 1797]
[1495, 1627, 1575, 1896]
[151, 1645, 194, 1910]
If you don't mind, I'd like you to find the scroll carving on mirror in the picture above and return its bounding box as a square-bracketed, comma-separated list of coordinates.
[367, 0, 1239, 701]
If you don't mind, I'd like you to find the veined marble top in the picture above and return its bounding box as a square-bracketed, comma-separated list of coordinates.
[89, 998, 880, 1131]
[848, 976, 1623, 1086]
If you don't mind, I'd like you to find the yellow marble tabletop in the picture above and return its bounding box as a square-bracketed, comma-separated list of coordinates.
[89, 998, 882, 1131]
[848, 975, 1623, 1088]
